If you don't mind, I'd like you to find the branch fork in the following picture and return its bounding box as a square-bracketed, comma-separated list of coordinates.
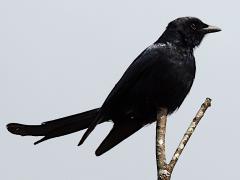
[156, 98, 212, 180]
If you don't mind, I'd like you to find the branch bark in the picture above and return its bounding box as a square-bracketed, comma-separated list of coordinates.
[156, 98, 212, 180]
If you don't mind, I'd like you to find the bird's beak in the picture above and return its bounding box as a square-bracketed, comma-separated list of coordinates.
[201, 25, 221, 34]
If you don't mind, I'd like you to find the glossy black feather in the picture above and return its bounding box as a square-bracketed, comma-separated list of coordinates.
[6, 17, 220, 156]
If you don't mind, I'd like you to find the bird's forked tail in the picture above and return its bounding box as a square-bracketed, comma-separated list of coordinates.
[7, 108, 100, 145]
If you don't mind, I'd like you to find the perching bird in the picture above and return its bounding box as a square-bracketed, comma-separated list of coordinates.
[7, 17, 221, 156]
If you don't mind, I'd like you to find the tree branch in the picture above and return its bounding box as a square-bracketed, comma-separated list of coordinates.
[156, 98, 212, 180]
[156, 108, 169, 179]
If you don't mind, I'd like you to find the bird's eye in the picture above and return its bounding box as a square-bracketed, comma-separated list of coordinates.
[190, 23, 196, 30]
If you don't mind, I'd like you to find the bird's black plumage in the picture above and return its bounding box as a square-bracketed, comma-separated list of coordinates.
[7, 17, 221, 156]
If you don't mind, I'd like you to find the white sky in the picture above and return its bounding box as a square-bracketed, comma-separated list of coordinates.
[1, 0, 239, 179]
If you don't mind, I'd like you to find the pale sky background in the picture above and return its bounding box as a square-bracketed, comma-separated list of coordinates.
[1, 0, 239, 180]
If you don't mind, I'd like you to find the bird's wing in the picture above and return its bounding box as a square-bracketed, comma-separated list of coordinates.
[79, 44, 168, 145]
[101, 44, 168, 112]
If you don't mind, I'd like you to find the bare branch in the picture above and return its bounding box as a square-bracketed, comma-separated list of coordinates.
[156, 107, 169, 180]
[169, 98, 211, 169]
[156, 98, 212, 180]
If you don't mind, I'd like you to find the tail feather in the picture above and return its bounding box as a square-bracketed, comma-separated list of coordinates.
[7, 109, 144, 156]
[7, 108, 100, 144]
[78, 114, 104, 146]
[7, 123, 49, 136]
[95, 120, 143, 156]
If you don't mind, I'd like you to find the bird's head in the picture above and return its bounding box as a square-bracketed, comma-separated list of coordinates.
[159, 17, 221, 48]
